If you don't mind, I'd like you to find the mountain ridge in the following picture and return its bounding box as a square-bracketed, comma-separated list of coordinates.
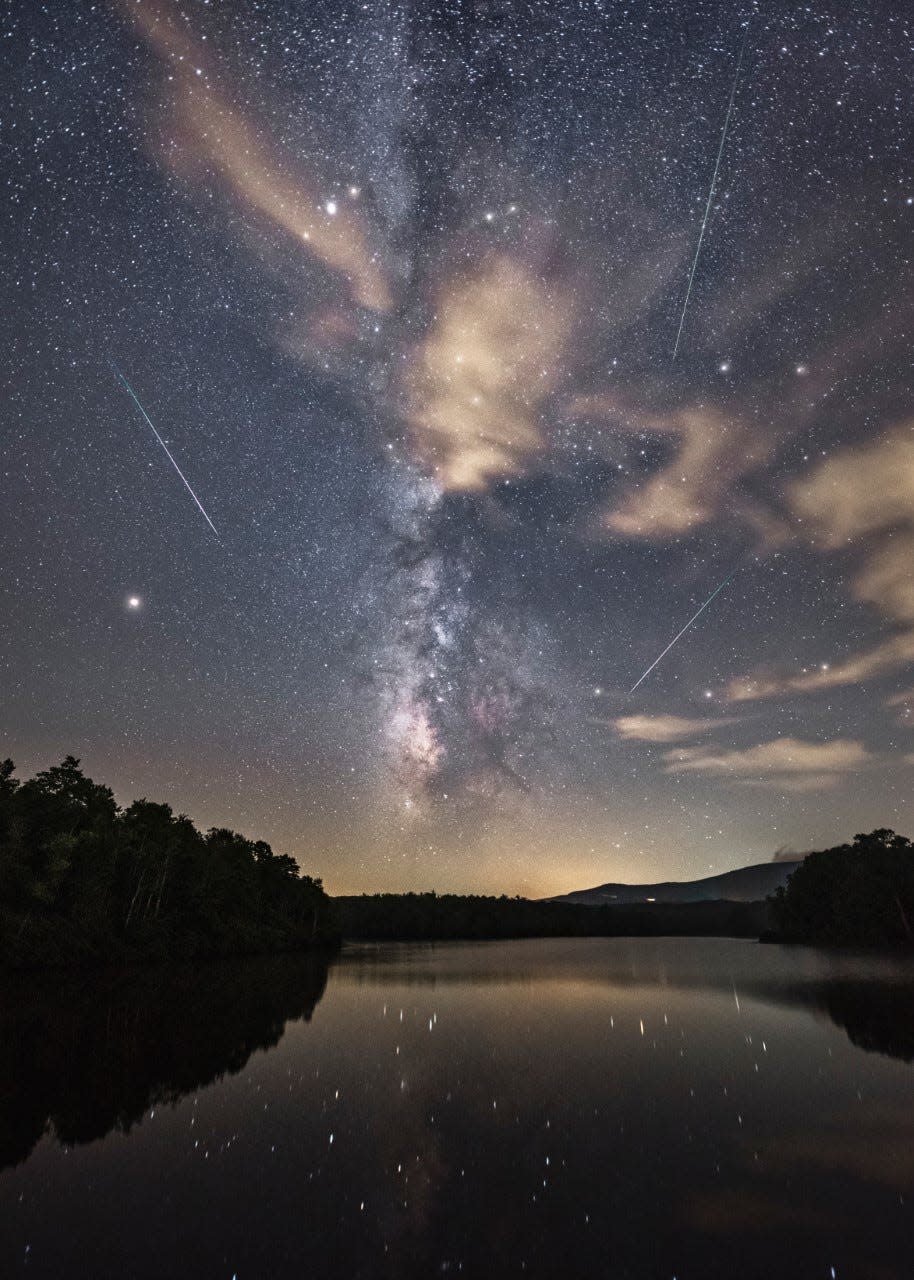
[549, 859, 803, 906]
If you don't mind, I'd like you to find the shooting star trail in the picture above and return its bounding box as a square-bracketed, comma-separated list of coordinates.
[111, 363, 220, 538]
[671, 25, 749, 362]
[629, 570, 737, 694]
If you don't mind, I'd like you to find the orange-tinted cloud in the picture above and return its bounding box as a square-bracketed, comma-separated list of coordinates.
[117, 0, 391, 312]
[568, 393, 768, 538]
[663, 736, 871, 790]
[727, 633, 914, 703]
[613, 714, 736, 743]
[403, 257, 571, 490]
[726, 424, 914, 701]
[789, 424, 914, 552]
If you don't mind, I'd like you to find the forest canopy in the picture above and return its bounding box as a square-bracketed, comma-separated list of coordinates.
[0, 757, 337, 967]
[768, 829, 914, 947]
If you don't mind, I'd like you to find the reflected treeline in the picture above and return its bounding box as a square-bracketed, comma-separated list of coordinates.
[820, 981, 914, 1063]
[0, 952, 330, 1173]
[338, 941, 914, 1064]
[2, 945, 912, 1184]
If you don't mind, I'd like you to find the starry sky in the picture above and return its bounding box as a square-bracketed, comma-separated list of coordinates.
[2, 0, 913, 896]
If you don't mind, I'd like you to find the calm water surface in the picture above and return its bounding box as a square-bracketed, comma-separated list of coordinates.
[2, 938, 913, 1279]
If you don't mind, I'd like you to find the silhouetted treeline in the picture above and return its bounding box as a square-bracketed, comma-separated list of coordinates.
[820, 979, 914, 1061]
[0, 757, 338, 967]
[337, 892, 769, 940]
[0, 952, 330, 1171]
[3, 956, 912, 1184]
[768, 829, 914, 947]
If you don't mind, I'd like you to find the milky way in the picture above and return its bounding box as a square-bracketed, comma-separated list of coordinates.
[2, 0, 913, 894]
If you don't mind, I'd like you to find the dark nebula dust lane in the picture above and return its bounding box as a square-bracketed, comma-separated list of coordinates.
[1, 0, 913, 894]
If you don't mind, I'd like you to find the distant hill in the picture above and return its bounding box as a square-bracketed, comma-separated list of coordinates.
[550, 859, 803, 906]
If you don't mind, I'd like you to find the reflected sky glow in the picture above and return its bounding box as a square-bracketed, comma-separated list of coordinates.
[2, 940, 913, 1278]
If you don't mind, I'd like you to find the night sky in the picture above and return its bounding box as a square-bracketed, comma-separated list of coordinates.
[2, 0, 913, 896]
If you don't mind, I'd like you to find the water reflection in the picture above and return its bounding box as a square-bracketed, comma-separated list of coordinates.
[344, 938, 914, 1062]
[1, 939, 913, 1280]
[2, 942, 914, 1178]
[818, 980, 914, 1061]
[0, 953, 329, 1171]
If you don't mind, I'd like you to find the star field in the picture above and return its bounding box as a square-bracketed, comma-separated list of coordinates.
[1, 0, 913, 894]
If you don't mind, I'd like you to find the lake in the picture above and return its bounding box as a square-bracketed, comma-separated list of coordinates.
[1, 937, 913, 1279]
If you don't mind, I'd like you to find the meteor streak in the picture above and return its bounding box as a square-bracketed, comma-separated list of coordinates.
[629, 570, 736, 693]
[671, 26, 749, 362]
[111, 363, 220, 538]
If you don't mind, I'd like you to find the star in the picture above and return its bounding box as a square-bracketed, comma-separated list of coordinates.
[4, 0, 909, 903]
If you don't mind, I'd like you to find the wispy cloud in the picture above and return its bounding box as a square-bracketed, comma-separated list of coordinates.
[663, 737, 871, 791]
[726, 424, 914, 702]
[118, 0, 391, 312]
[403, 256, 571, 491]
[613, 714, 736, 743]
[727, 633, 914, 703]
[887, 687, 914, 731]
[567, 393, 769, 538]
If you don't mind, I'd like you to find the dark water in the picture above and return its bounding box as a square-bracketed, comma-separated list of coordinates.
[2, 939, 914, 1280]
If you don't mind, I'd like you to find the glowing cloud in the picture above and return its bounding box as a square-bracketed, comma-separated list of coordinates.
[404, 257, 571, 491]
[118, 0, 391, 312]
[887, 687, 914, 726]
[663, 736, 871, 791]
[726, 424, 914, 701]
[727, 633, 914, 703]
[568, 393, 767, 538]
[613, 714, 736, 743]
[789, 425, 914, 551]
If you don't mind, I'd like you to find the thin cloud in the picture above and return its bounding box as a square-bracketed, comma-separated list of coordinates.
[403, 256, 571, 491]
[613, 714, 737, 743]
[727, 633, 914, 703]
[886, 688, 914, 708]
[887, 687, 914, 730]
[663, 737, 871, 790]
[118, 0, 391, 312]
[726, 425, 914, 702]
[567, 393, 769, 539]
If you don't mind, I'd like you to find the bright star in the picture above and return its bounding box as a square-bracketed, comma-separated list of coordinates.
[127, 596, 141, 610]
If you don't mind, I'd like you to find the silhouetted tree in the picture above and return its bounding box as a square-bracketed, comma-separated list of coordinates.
[337, 892, 768, 941]
[0, 758, 338, 967]
[768, 829, 914, 947]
